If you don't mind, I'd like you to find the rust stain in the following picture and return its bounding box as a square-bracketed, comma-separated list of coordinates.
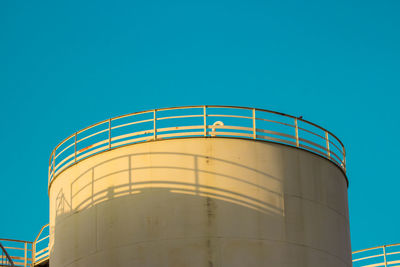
[78, 144, 94, 153]
[206, 197, 216, 267]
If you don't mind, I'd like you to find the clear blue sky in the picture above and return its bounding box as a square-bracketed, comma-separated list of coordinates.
[1, 0, 399, 251]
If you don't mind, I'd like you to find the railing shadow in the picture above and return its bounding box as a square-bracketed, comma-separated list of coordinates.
[54, 151, 285, 220]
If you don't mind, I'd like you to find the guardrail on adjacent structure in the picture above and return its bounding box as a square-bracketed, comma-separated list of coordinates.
[0, 242, 15, 266]
[0, 239, 32, 267]
[32, 224, 49, 265]
[353, 243, 400, 267]
[48, 105, 346, 185]
[0, 224, 50, 267]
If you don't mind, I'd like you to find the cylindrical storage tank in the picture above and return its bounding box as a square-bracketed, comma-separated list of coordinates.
[48, 106, 351, 267]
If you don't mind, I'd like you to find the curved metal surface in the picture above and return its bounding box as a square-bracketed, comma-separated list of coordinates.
[353, 243, 400, 267]
[48, 105, 346, 187]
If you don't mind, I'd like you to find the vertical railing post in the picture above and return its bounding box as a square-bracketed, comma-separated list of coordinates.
[252, 108, 256, 139]
[325, 131, 331, 159]
[74, 132, 77, 162]
[52, 150, 55, 181]
[342, 147, 346, 173]
[48, 159, 51, 185]
[294, 118, 299, 147]
[108, 118, 112, 150]
[24, 242, 27, 267]
[383, 245, 388, 267]
[153, 109, 157, 140]
[203, 106, 207, 136]
[32, 240, 36, 265]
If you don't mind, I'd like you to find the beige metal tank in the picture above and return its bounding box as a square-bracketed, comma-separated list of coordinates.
[48, 106, 351, 267]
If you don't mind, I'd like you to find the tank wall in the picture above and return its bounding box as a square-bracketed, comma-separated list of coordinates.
[49, 138, 351, 267]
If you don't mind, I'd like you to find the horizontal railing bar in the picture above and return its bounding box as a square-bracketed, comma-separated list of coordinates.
[2, 246, 29, 251]
[35, 235, 49, 244]
[0, 239, 32, 244]
[9, 256, 32, 260]
[356, 263, 385, 267]
[353, 243, 400, 254]
[156, 114, 203, 121]
[111, 136, 154, 148]
[207, 114, 252, 120]
[35, 253, 49, 261]
[51, 134, 75, 162]
[212, 131, 253, 138]
[255, 117, 295, 128]
[299, 144, 327, 158]
[54, 141, 75, 160]
[299, 137, 329, 154]
[156, 106, 203, 112]
[352, 253, 384, 261]
[328, 138, 345, 155]
[330, 150, 343, 165]
[111, 118, 154, 130]
[297, 126, 327, 142]
[385, 243, 400, 248]
[75, 144, 109, 162]
[353, 247, 384, 254]
[387, 259, 400, 265]
[34, 224, 49, 243]
[54, 157, 76, 177]
[111, 129, 154, 142]
[156, 126, 204, 133]
[111, 110, 155, 121]
[76, 119, 109, 135]
[54, 153, 75, 170]
[48, 105, 347, 185]
[206, 105, 252, 111]
[77, 129, 108, 144]
[298, 126, 344, 155]
[256, 128, 296, 140]
[209, 125, 253, 132]
[157, 132, 204, 139]
[386, 251, 400, 256]
[77, 139, 108, 154]
[35, 247, 49, 255]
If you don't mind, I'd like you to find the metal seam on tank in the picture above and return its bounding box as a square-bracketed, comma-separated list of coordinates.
[285, 194, 350, 223]
[205, 140, 216, 267]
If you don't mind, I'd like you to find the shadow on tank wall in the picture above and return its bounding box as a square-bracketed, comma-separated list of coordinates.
[54, 151, 284, 220]
[49, 140, 350, 267]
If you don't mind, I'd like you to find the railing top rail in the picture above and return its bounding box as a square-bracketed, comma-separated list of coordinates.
[0, 239, 32, 245]
[33, 224, 49, 244]
[48, 105, 347, 188]
[352, 243, 400, 266]
[353, 243, 400, 254]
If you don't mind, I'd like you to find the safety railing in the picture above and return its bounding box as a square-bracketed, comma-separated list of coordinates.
[0, 242, 14, 266]
[0, 224, 50, 267]
[48, 105, 346, 185]
[32, 224, 49, 265]
[0, 239, 32, 267]
[353, 243, 400, 266]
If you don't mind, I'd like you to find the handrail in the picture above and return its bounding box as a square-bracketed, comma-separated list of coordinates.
[0, 242, 14, 266]
[48, 105, 347, 188]
[0, 239, 31, 267]
[0, 225, 50, 266]
[32, 224, 49, 265]
[353, 243, 400, 266]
